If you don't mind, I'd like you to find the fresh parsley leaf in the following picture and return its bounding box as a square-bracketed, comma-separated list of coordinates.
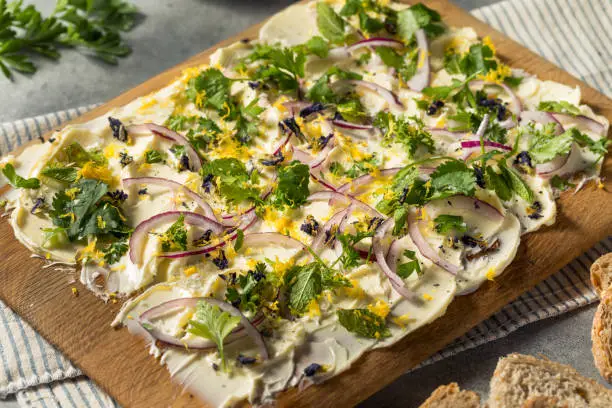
[224, 262, 273, 313]
[397, 3, 444, 42]
[247, 45, 306, 92]
[504, 76, 523, 88]
[336, 230, 375, 269]
[103, 241, 128, 264]
[144, 149, 164, 164]
[329, 155, 377, 179]
[434, 214, 467, 234]
[270, 161, 310, 209]
[306, 66, 362, 104]
[566, 127, 610, 158]
[160, 214, 187, 252]
[166, 114, 193, 131]
[396, 249, 422, 279]
[444, 43, 496, 77]
[429, 160, 477, 199]
[337, 308, 390, 339]
[538, 100, 581, 116]
[316, 2, 346, 44]
[374, 112, 435, 158]
[2, 163, 40, 189]
[528, 124, 573, 164]
[187, 68, 231, 112]
[188, 301, 241, 371]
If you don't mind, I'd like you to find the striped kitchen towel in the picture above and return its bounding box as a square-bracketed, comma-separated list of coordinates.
[0, 0, 611, 406]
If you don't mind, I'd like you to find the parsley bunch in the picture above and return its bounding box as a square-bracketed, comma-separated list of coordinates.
[0, 0, 138, 79]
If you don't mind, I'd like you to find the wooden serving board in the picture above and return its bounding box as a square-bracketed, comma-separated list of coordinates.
[1, 1, 611, 407]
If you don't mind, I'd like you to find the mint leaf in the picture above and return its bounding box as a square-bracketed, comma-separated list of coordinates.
[285, 263, 323, 313]
[316, 2, 346, 44]
[188, 301, 241, 371]
[2, 163, 40, 189]
[500, 163, 534, 203]
[305, 35, 329, 58]
[397, 3, 444, 42]
[41, 164, 77, 184]
[337, 308, 390, 339]
[396, 249, 422, 279]
[434, 214, 467, 234]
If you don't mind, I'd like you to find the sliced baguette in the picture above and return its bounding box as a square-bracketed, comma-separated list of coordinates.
[488, 353, 612, 408]
[590, 253, 612, 297]
[418, 382, 481, 408]
[592, 289, 612, 382]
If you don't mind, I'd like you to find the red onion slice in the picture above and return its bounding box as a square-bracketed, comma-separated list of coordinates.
[272, 133, 292, 156]
[307, 191, 382, 217]
[425, 195, 504, 221]
[469, 81, 522, 116]
[291, 147, 315, 164]
[519, 111, 564, 135]
[160, 210, 258, 259]
[242, 232, 307, 251]
[127, 124, 202, 171]
[334, 79, 404, 110]
[310, 206, 352, 253]
[372, 218, 418, 301]
[139, 297, 268, 359]
[123, 177, 216, 220]
[336, 167, 402, 194]
[347, 37, 404, 52]
[331, 119, 374, 131]
[310, 170, 338, 191]
[129, 211, 225, 265]
[282, 101, 310, 116]
[406, 29, 430, 92]
[408, 210, 461, 275]
[460, 139, 511, 151]
[474, 113, 490, 140]
[426, 127, 468, 139]
[550, 113, 608, 137]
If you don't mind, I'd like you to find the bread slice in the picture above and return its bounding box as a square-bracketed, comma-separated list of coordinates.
[522, 396, 568, 408]
[590, 253, 612, 297]
[418, 382, 481, 408]
[488, 353, 612, 408]
[592, 289, 612, 383]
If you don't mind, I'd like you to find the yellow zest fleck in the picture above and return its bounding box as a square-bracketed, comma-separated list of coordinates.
[225, 245, 237, 261]
[71, 287, 79, 296]
[180, 66, 202, 84]
[273, 257, 296, 278]
[273, 96, 289, 113]
[138, 97, 158, 113]
[275, 216, 294, 235]
[342, 278, 365, 300]
[77, 239, 104, 263]
[367, 299, 390, 318]
[417, 49, 427, 69]
[307, 298, 321, 318]
[110, 264, 126, 272]
[210, 275, 224, 294]
[195, 91, 205, 109]
[138, 162, 151, 173]
[482, 36, 496, 54]
[391, 313, 414, 328]
[435, 116, 447, 128]
[45, 252, 51, 260]
[78, 162, 114, 184]
[65, 187, 80, 200]
[103, 144, 118, 159]
[597, 178, 605, 190]
[486, 268, 496, 281]
[96, 216, 106, 229]
[479, 62, 512, 84]
[183, 266, 198, 277]
[220, 101, 232, 120]
[213, 62, 224, 71]
[247, 258, 259, 270]
[422, 293, 433, 301]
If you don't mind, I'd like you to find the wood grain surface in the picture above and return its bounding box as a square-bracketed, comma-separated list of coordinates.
[0, 1, 610, 407]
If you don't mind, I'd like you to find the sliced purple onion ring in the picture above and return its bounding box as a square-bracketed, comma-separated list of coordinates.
[408, 210, 461, 275]
[469, 81, 522, 116]
[406, 29, 430, 92]
[372, 218, 419, 301]
[425, 127, 468, 139]
[331, 119, 374, 131]
[242, 232, 307, 252]
[336, 167, 402, 194]
[127, 123, 202, 171]
[333, 79, 404, 110]
[519, 111, 564, 135]
[139, 297, 268, 359]
[129, 211, 225, 265]
[307, 191, 382, 217]
[310, 206, 352, 254]
[460, 139, 512, 151]
[347, 37, 404, 52]
[123, 177, 216, 220]
[536, 142, 579, 177]
[424, 195, 504, 221]
[310, 170, 338, 191]
[550, 113, 608, 137]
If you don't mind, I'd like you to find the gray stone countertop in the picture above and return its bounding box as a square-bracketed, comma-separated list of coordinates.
[0, 1, 606, 407]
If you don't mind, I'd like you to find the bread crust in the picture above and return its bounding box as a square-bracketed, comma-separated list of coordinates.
[418, 382, 481, 408]
[592, 289, 612, 383]
[590, 253, 612, 297]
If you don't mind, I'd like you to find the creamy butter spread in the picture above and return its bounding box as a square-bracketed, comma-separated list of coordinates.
[2, 1, 609, 407]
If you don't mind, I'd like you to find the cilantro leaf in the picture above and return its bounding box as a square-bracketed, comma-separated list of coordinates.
[316, 2, 346, 44]
[247, 45, 306, 92]
[538, 100, 581, 116]
[187, 68, 231, 111]
[374, 112, 435, 158]
[336, 230, 375, 269]
[305, 35, 329, 58]
[434, 214, 467, 234]
[103, 241, 128, 265]
[144, 149, 164, 164]
[550, 175, 575, 191]
[566, 128, 610, 158]
[444, 43, 496, 77]
[188, 301, 241, 371]
[270, 161, 310, 209]
[396, 250, 422, 279]
[429, 160, 476, 199]
[2, 163, 40, 189]
[337, 308, 390, 339]
[528, 125, 573, 164]
[397, 3, 444, 42]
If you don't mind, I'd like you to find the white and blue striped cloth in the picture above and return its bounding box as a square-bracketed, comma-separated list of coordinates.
[1, 0, 610, 406]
